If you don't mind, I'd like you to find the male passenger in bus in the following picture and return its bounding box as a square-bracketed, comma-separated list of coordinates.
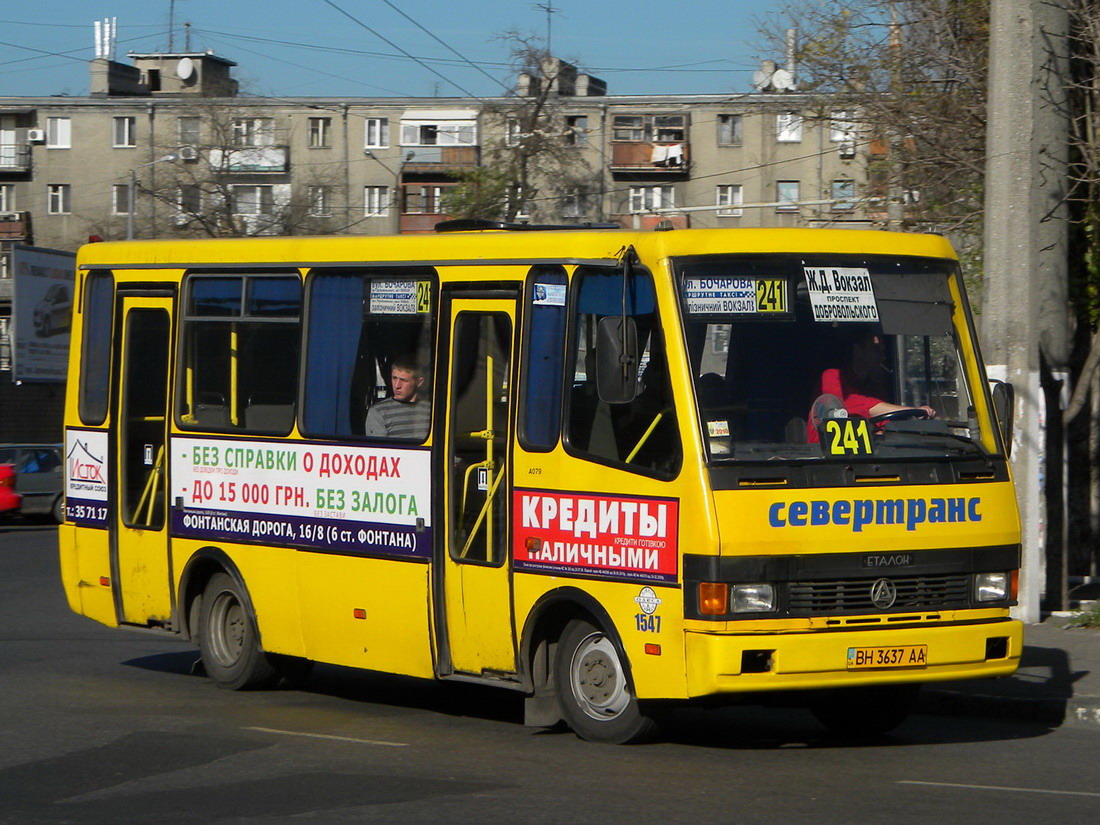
[365, 355, 431, 440]
[806, 329, 935, 443]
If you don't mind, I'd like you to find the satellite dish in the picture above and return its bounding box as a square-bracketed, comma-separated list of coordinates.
[771, 68, 796, 91]
[753, 59, 777, 92]
[176, 57, 194, 80]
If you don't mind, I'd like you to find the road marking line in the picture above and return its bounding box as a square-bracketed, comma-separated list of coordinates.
[245, 726, 408, 747]
[899, 781, 1100, 799]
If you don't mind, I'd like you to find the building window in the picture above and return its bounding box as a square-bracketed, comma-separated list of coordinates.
[178, 185, 202, 223]
[776, 111, 803, 143]
[612, 114, 686, 142]
[308, 117, 331, 148]
[112, 116, 136, 148]
[776, 180, 800, 211]
[232, 185, 274, 215]
[365, 185, 390, 217]
[717, 114, 742, 146]
[47, 184, 71, 214]
[308, 186, 332, 216]
[561, 189, 589, 220]
[832, 180, 856, 211]
[178, 116, 201, 147]
[112, 184, 131, 215]
[231, 118, 274, 147]
[0, 184, 13, 212]
[629, 185, 674, 213]
[716, 184, 743, 217]
[830, 111, 856, 142]
[505, 118, 521, 148]
[46, 117, 71, 148]
[401, 185, 442, 214]
[365, 118, 390, 149]
[566, 115, 588, 146]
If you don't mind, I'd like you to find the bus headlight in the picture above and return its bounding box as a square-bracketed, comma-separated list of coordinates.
[731, 584, 776, 613]
[975, 572, 1010, 602]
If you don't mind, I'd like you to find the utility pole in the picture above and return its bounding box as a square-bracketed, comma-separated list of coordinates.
[982, 0, 1071, 622]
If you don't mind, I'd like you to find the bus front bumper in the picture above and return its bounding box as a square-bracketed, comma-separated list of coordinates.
[684, 618, 1023, 698]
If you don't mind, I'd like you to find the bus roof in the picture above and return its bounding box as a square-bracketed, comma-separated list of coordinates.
[76, 227, 959, 271]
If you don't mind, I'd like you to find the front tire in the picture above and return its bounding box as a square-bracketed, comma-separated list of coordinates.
[198, 571, 278, 690]
[554, 619, 657, 744]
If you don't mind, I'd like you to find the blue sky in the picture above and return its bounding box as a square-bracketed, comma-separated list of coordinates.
[0, 0, 782, 98]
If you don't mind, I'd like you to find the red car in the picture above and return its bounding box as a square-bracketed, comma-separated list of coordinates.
[0, 464, 21, 516]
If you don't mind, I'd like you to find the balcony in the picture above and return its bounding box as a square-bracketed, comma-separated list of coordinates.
[0, 144, 31, 174]
[610, 142, 689, 175]
[208, 146, 289, 174]
[402, 146, 479, 170]
[0, 211, 32, 242]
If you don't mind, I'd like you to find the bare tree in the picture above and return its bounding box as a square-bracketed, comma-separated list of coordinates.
[140, 103, 345, 238]
[757, 1, 989, 270]
[443, 32, 599, 224]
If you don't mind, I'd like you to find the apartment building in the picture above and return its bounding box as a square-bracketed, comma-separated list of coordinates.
[1, 50, 870, 257]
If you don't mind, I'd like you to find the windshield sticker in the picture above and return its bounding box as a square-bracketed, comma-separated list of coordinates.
[369, 280, 430, 315]
[804, 267, 879, 322]
[707, 420, 730, 438]
[533, 282, 567, 306]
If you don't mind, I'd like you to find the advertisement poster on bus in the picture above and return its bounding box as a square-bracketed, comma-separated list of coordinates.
[513, 489, 679, 584]
[170, 436, 432, 560]
[11, 244, 76, 383]
[64, 429, 109, 527]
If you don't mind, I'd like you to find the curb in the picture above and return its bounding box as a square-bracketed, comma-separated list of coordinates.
[920, 688, 1100, 728]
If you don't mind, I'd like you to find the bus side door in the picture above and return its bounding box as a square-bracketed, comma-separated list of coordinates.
[437, 295, 518, 676]
[111, 292, 174, 625]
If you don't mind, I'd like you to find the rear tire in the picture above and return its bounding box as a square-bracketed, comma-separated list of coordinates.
[554, 619, 657, 744]
[809, 684, 920, 737]
[198, 571, 278, 690]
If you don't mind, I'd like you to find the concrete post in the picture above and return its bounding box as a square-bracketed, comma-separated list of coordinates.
[982, 0, 1071, 623]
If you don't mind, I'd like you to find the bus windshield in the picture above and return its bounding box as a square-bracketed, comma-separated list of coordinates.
[675, 253, 996, 462]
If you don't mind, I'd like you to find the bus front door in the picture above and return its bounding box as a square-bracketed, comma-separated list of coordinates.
[111, 293, 173, 625]
[439, 298, 517, 676]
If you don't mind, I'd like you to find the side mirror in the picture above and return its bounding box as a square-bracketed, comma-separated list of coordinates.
[596, 316, 638, 404]
[989, 379, 1014, 456]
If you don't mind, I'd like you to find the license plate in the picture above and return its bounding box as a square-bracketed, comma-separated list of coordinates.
[846, 645, 928, 670]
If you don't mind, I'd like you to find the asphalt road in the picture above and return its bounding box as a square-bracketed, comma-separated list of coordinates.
[2, 521, 1099, 825]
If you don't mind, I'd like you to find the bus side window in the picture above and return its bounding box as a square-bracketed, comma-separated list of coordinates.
[565, 266, 681, 478]
[302, 271, 435, 440]
[79, 270, 114, 425]
[177, 274, 301, 434]
[521, 266, 567, 450]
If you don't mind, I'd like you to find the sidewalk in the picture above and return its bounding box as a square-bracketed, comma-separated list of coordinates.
[920, 619, 1100, 728]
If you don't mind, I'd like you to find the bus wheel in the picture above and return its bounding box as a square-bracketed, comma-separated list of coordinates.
[554, 619, 657, 744]
[198, 572, 278, 690]
[809, 684, 920, 737]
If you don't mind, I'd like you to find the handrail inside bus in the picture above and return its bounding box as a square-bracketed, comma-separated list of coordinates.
[133, 443, 165, 528]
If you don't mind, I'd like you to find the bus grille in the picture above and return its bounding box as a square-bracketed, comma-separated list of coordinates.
[788, 574, 971, 614]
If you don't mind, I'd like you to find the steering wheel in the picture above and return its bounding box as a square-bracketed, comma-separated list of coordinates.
[871, 408, 930, 423]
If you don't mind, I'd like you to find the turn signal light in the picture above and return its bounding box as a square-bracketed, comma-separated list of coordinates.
[99, 576, 111, 587]
[699, 582, 729, 616]
[1010, 570, 1020, 601]
[352, 608, 367, 619]
[525, 536, 542, 551]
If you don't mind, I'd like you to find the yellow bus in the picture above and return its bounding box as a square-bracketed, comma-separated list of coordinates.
[60, 223, 1022, 743]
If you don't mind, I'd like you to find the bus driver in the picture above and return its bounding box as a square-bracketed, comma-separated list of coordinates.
[365, 356, 431, 440]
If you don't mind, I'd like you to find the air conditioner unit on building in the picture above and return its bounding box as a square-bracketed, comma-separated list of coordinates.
[839, 140, 856, 159]
[178, 145, 199, 161]
[27, 129, 46, 143]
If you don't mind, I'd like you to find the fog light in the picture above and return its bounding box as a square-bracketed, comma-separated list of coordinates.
[976, 572, 1010, 602]
[731, 583, 776, 613]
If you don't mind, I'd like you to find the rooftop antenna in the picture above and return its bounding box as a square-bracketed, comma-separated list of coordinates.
[534, 2, 561, 54]
[93, 17, 117, 61]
